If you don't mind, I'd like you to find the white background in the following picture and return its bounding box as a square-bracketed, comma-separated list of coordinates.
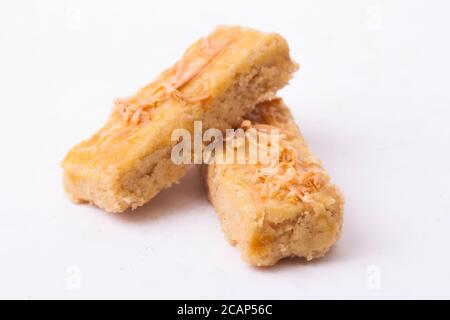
[0, 0, 449, 299]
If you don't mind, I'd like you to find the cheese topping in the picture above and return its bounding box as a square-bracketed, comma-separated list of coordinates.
[115, 31, 236, 125]
[235, 120, 326, 204]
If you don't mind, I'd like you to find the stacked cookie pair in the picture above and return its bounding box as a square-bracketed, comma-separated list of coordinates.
[62, 26, 344, 267]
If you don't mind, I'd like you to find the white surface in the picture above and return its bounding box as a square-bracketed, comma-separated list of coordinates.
[1, 0, 449, 300]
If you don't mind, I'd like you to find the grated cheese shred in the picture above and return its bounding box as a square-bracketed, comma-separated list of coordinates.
[234, 120, 326, 204]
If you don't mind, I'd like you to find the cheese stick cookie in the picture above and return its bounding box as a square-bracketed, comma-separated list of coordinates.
[206, 99, 344, 266]
[62, 26, 298, 213]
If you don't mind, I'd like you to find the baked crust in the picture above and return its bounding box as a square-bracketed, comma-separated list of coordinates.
[62, 26, 298, 212]
[206, 99, 344, 267]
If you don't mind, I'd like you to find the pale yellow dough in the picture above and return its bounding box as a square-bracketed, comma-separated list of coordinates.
[206, 99, 344, 267]
[62, 26, 298, 212]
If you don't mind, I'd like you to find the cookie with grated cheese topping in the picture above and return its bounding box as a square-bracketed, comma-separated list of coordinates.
[205, 99, 344, 267]
[62, 26, 298, 213]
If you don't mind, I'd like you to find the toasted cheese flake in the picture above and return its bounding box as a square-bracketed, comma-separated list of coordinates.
[115, 31, 237, 125]
[238, 181, 265, 226]
[230, 120, 327, 204]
